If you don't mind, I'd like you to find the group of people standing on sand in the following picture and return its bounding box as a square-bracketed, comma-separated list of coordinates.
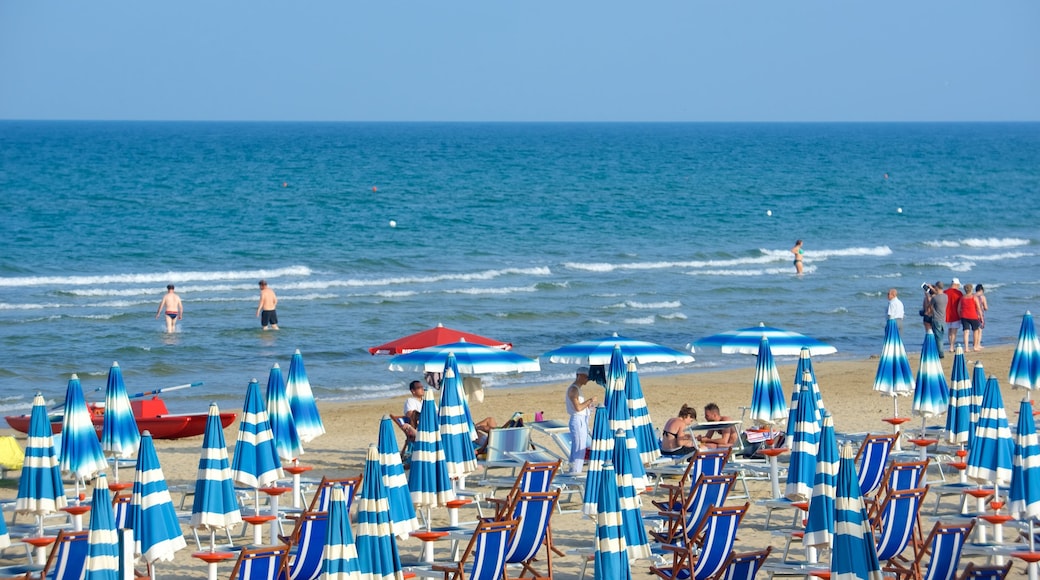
[886, 277, 989, 354]
[154, 279, 280, 333]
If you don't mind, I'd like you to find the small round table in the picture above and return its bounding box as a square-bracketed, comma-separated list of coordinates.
[193, 550, 236, 580]
[242, 515, 276, 545]
[410, 530, 449, 563]
[882, 417, 911, 451]
[260, 486, 292, 541]
[22, 536, 56, 565]
[282, 464, 313, 509]
[760, 448, 788, 499]
[1011, 551, 1040, 580]
[61, 504, 92, 531]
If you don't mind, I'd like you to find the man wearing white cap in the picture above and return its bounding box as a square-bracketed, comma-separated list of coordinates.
[944, 278, 964, 352]
[565, 367, 595, 475]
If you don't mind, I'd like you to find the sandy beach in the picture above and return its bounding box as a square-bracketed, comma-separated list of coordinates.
[1, 343, 1029, 578]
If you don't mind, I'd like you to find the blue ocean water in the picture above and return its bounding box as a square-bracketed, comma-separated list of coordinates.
[1, 121, 1038, 414]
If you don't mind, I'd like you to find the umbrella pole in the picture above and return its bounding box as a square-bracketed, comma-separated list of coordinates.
[113, 453, 119, 482]
[891, 397, 904, 452]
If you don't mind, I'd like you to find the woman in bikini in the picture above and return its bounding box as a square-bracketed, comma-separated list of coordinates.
[791, 240, 804, 275]
[660, 404, 698, 457]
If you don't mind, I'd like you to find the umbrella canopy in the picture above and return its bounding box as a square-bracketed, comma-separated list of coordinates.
[85, 473, 119, 580]
[265, 363, 304, 462]
[189, 403, 242, 537]
[407, 389, 455, 509]
[611, 429, 651, 560]
[376, 416, 419, 538]
[831, 441, 883, 580]
[369, 323, 512, 355]
[966, 376, 1014, 488]
[582, 406, 614, 516]
[785, 370, 821, 502]
[604, 346, 647, 490]
[543, 332, 694, 365]
[0, 513, 7, 550]
[438, 365, 478, 481]
[388, 340, 539, 375]
[1009, 398, 1040, 520]
[356, 444, 404, 580]
[911, 331, 950, 423]
[130, 432, 186, 564]
[231, 379, 284, 490]
[694, 323, 837, 356]
[750, 337, 788, 426]
[1009, 311, 1040, 393]
[101, 362, 140, 461]
[969, 361, 986, 451]
[593, 462, 632, 580]
[794, 347, 825, 411]
[945, 346, 973, 446]
[873, 319, 915, 401]
[59, 374, 108, 481]
[286, 349, 326, 443]
[16, 393, 67, 524]
[323, 484, 362, 580]
[624, 361, 661, 464]
[804, 411, 838, 550]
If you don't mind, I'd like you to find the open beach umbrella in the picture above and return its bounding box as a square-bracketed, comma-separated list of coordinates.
[1009, 398, 1040, 521]
[945, 346, 973, 447]
[369, 323, 512, 355]
[265, 363, 304, 463]
[543, 332, 694, 365]
[130, 431, 187, 565]
[694, 323, 837, 356]
[286, 349, 326, 443]
[593, 462, 632, 580]
[604, 346, 647, 490]
[407, 388, 455, 516]
[59, 374, 108, 495]
[376, 416, 419, 538]
[785, 370, 821, 503]
[804, 411, 838, 561]
[16, 393, 67, 537]
[388, 340, 540, 375]
[437, 365, 478, 482]
[831, 441, 883, 580]
[101, 362, 140, 483]
[750, 337, 788, 426]
[966, 377, 1014, 498]
[357, 444, 405, 580]
[873, 318, 915, 418]
[624, 361, 661, 465]
[324, 484, 362, 580]
[190, 403, 242, 550]
[582, 406, 614, 516]
[910, 331, 950, 435]
[611, 428, 651, 560]
[231, 378, 284, 517]
[1009, 311, 1040, 395]
[85, 473, 119, 580]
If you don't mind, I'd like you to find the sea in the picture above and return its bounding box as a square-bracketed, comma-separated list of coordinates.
[1, 121, 1038, 415]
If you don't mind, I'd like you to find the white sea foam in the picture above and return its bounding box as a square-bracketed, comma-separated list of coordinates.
[924, 238, 1031, 249]
[567, 246, 889, 274]
[445, 285, 538, 296]
[622, 316, 657, 325]
[607, 300, 682, 309]
[660, 312, 688, 320]
[958, 252, 1031, 262]
[0, 266, 314, 288]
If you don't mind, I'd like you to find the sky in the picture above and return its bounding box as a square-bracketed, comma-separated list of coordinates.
[1, 2, 1038, 122]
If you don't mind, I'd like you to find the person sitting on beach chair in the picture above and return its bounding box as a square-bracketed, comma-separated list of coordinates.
[660, 404, 699, 457]
[696, 403, 738, 449]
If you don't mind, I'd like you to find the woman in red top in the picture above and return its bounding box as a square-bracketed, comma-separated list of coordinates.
[959, 284, 982, 351]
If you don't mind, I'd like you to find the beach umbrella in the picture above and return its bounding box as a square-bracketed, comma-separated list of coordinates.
[264, 363, 304, 463]
[831, 441, 883, 580]
[388, 340, 540, 375]
[804, 411, 839, 561]
[1009, 311, 1040, 395]
[694, 323, 837, 356]
[442, 353, 477, 440]
[945, 346, 973, 447]
[624, 361, 661, 465]
[873, 318, 915, 420]
[130, 431, 187, 565]
[59, 374, 108, 495]
[190, 403, 242, 550]
[593, 462, 632, 580]
[543, 332, 694, 365]
[785, 361, 823, 449]
[85, 473, 119, 580]
[750, 337, 788, 426]
[369, 323, 512, 355]
[794, 347, 825, 411]
[611, 428, 651, 560]
[16, 393, 67, 537]
[407, 388, 455, 517]
[966, 377, 1014, 498]
[785, 370, 821, 503]
[969, 360, 986, 451]
[324, 484, 362, 580]
[286, 349, 326, 443]
[0, 512, 8, 550]
[101, 362, 140, 484]
[1009, 398, 1040, 521]
[604, 346, 647, 490]
[357, 444, 404, 580]
[376, 416, 419, 538]
[231, 378, 284, 508]
[910, 331, 950, 436]
[582, 406, 614, 516]
[437, 365, 478, 483]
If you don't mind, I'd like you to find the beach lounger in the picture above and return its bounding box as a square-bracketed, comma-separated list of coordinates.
[410, 518, 519, 580]
[874, 486, 929, 565]
[652, 448, 731, 513]
[649, 503, 750, 580]
[882, 520, 973, 580]
[228, 545, 290, 580]
[650, 473, 737, 547]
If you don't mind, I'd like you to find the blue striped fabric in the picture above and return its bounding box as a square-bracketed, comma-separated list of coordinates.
[101, 362, 140, 463]
[407, 388, 455, 508]
[695, 324, 836, 356]
[751, 338, 788, 426]
[544, 332, 694, 365]
[593, 462, 631, 580]
[969, 361, 986, 451]
[357, 444, 404, 580]
[1009, 398, 1040, 520]
[265, 363, 304, 463]
[582, 406, 613, 516]
[966, 377, 1014, 487]
[690, 506, 746, 580]
[438, 365, 478, 481]
[1009, 311, 1040, 391]
[945, 346, 973, 446]
[443, 354, 477, 441]
[873, 319, 914, 403]
[873, 487, 926, 562]
[624, 361, 661, 464]
[804, 411, 838, 549]
[612, 428, 650, 560]
[130, 432, 186, 564]
[911, 331, 950, 423]
[286, 349, 326, 443]
[503, 491, 557, 569]
[15, 393, 67, 525]
[59, 374, 108, 481]
[389, 340, 540, 375]
[465, 520, 515, 580]
[285, 511, 328, 580]
[831, 442, 883, 580]
[85, 473, 119, 580]
[793, 347, 825, 412]
[785, 371, 821, 502]
[190, 403, 242, 537]
[376, 416, 419, 538]
[605, 346, 647, 490]
[231, 379, 284, 490]
[323, 485, 362, 580]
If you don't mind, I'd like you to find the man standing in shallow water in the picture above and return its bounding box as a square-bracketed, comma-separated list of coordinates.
[155, 284, 183, 333]
[256, 279, 279, 330]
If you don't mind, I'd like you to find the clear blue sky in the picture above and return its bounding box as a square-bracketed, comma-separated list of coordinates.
[2, 1, 1037, 122]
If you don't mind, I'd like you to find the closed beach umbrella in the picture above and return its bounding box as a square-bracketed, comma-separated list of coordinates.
[873, 319, 915, 417]
[389, 340, 540, 375]
[190, 403, 242, 548]
[945, 346, 973, 446]
[286, 349, 325, 443]
[437, 365, 478, 482]
[101, 362, 140, 483]
[786, 363, 822, 450]
[368, 323, 512, 355]
[969, 360, 986, 450]
[265, 363, 304, 463]
[231, 379, 284, 504]
[911, 331, 950, 433]
[1009, 398, 1040, 520]
[624, 361, 661, 465]
[785, 370, 821, 503]
[16, 393, 67, 536]
[324, 484, 362, 580]
[1009, 311, 1040, 395]
[59, 374, 108, 485]
[376, 416, 419, 538]
[443, 353, 477, 440]
[582, 406, 614, 516]
[831, 441, 883, 580]
[604, 346, 646, 490]
[804, 411, 839, 555]
[966, 377, 1014, 493]
[611, 429, 650, 560]
[407, 388, 455, 513]
[544, 332, 694, 365]
[751, 337, 788, 426]
[0, 513, 8, 550]
[695, 323, 837, 356]
[593, 462, 632, 580]
[130, 432, 187, 564]
[794, 347, 825, 411]
[85, 473, 119, 580]
[357, 444, 404, 580]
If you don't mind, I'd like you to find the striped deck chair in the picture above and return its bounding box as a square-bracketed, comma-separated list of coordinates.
[882, 520, 973, 580]
[228, 545, 290, 580]
[0, 529, 88, 580]
[957, 561, 1013, 580]
[713, 547, 772, 580]
[873, 486, 929, 566]
[649, 503, 750, 580]
[650, 473, 737, 547]
[499, 490, 560, 579]
[484, 460, 559, 519]
[652, 448, 731, 512]
[307, 475, 361, 512]
[281, 510, 329, 580]
[856, 433, 898, 498]
[112, 492, 133, 529]
[428, 518, 519, 580]
[865, 458, 929, 526]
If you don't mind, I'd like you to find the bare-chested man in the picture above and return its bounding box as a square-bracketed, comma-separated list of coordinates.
[256, 279, 279, 330]
[155, 284, 183, 333]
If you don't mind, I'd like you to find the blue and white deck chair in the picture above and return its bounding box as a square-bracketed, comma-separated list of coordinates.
[873, 485, 929, 565]
[281, 510, 329, 580]
[485, 460, 559, 519]
[650, 473, 737, 547]
[0, 529, 88, 580]
[865, 458, 929, 525]
[855, 433, 898, 498]
[957, 561, 1013, 580]
[306, 475, 361, 512]
[649, 502, 750, 580]
[112, 492, 133, 530]
[882, 520, 973, 580]
[652, 448, 731, 512]
[499, 490, 560, 579]
[715, 547, 772, 580]
[228, 545, 290, 580]
[429, 518, 519, 580]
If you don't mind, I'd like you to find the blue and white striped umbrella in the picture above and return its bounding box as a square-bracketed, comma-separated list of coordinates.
[873, 319, 914, 415]
[1009, 398, 1040, 520]
[945, 346, 973, 446]
[0, 511, 8, 549]
[794, 347, 825, 411]
[1009, 311, 1040, 394]
[407, 388, 455, 510]
[545, 332, 694, 365]
[593, 462, 632, 580]
[624, 361, 661, 465]
[831, 441, 883, 580]
[60, 374, 108, 482]
[265, 363, 304, 463]
[969, 360, 986, 451]
[130, 432, 186, 564]
[786, 362, 822, 448]
[231, 379, 284, 492]
[16, 392, 67, 533]
[751, 337, 788, 426]
[324, 484, 362, 580]
[911, 331, 950, 429]
[785, 370, 821, 502]
[966, 376, 1014, 489]
[582, 406, 613, 516]
[438, 365, 478, 481]
[389, 340, 540, 375]
[85, 473, 118, 580]
[357, 444, 404, 580]
[286, 349, 326, 443]
[190, 403, 242, 545]
[604, 346, 647, 490]
[804, 411, 838, 551]
[376, 416, 419, 538]
[101, 362, 140, 473]
[695, 323, 837, 356]
[611, 428, 650, 560]
[443, 354, 477, 441]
